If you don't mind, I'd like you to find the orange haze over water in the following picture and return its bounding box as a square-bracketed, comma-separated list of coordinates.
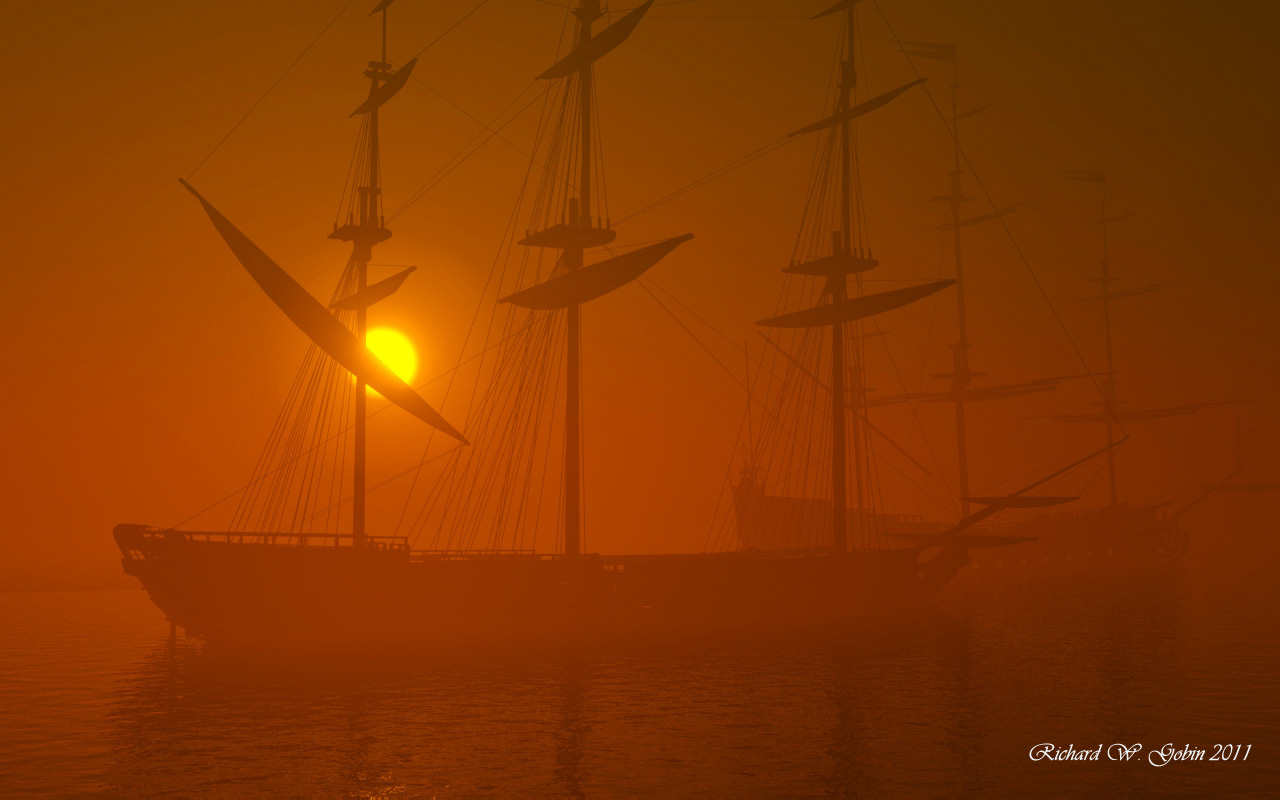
[1, 0, 1277, 590]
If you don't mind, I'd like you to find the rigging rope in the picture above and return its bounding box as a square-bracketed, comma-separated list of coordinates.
[409, 0, 491, 60]
[871, 0, 1127, 437]
[187, 0, 359, 181]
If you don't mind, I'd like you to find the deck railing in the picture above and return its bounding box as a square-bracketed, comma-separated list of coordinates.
[136, 528, 410, 551]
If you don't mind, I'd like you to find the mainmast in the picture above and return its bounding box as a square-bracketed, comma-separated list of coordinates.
[331, 0, 408, 545]
[564, 0, 602, 558]
[502, 0, 691, 557]
[831, 0, 856, 554]
[761, 0, 944, 553]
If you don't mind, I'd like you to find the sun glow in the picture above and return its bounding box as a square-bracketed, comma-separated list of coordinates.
[363, 327, 418, 392]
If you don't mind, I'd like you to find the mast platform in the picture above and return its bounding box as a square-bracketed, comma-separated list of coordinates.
[518, 222, 616, 249]
[328, 223, 392, 244]
[783, 251, 878, 276]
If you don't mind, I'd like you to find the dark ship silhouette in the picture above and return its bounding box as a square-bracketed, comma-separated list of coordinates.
[116, 0, 1165, 646]
[731, 39, 1227, 574]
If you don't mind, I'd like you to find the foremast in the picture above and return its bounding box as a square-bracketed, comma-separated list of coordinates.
[330, 2, 399, 545]
[184, 0, 465, 544]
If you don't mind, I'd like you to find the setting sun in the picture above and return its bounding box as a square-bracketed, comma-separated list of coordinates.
[364, 327, 418, 391]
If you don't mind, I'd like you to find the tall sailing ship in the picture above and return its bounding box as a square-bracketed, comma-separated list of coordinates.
[729, 30, 1214, 573]
[820, 44, 1208, 573]
[117, 0, 1087, 647]
[960, 170, 1201, 571]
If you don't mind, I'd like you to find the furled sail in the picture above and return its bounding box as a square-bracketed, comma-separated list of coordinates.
[350, 57, 418, 117]
[962, 496, 1077, 509]
[788, 78, 926, 137]
[888, 532, 1034, 549]
[180, 180, 468, 444]
[1045, 405, 1203, 424]
[500, 234, 692, 310]
[929, 201, 1033, 231]
[865, 374, 1089, 407]
[757, 279, 953, 328]
[538, 0, 654, 80]
[936, 440, 1123, 540]
[330, 266, 415, 310]
[1070, 283, 1167, 303]
[782, 252, 878, 277]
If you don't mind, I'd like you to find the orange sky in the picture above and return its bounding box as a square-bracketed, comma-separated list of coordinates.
[2, 0, 1277, 589]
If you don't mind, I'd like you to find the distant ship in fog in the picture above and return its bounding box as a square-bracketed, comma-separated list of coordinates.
[116, 0, 1208, 647]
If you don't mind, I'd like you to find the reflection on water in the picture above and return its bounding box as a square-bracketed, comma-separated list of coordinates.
[0, 569, 1276, 794]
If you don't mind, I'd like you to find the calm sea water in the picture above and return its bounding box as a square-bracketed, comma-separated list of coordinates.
[1, 566, 1276, 795]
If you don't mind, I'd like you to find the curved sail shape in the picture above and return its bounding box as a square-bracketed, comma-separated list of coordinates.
[889, 532, 1034, 549]
[180, 180, 468, 444]
[962, 496, 1077, 509]
[350, 58, 417, 117]
[782, 252, 878, 276]
[929, 200, 1035, 231]
[788, 78, 926, 138]
[537, 0, 654, 80]
[330, 266, 415, 310]
[757, 279, 953, 328]
[500, 234, 693, 310]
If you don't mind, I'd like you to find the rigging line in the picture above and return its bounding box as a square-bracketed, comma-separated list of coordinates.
[871, 0, 1125, 438]
[386, 83, 551, 223]
[637, 280, 743, 392]
[187, 0, 358, 180]
[614, 134, 797, 225]
[704, 392, 751, 553]
[992, 455, 1111, 527]
[645, 15, 809, 19]
[868, 314, 958, 516]
[175, 315, 542, 531]
[644, 275, 941, 485]
[640, 277, 952, 515]
[972, 445, 1110, 495]
[401, 70, 542, 165]
[405, 125, 551, 546]
[410, 0, 491, 60]
[393, 182, 532, 535]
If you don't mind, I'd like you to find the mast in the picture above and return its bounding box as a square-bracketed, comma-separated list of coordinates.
[776, 0, 933, 552]
[946, 58, 974, 519]
[830, 2, 856, 554]
[340, 3, 399, 545]
[564, 0, 601, 558]
[1098, 174, 1118, 506]
[505, 0, 687, 557]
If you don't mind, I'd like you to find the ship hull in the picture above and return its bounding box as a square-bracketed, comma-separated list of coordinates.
[730, 481, 1187, 581]
[114, 525, 961, 648]
[963, 504, 1188, 575]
